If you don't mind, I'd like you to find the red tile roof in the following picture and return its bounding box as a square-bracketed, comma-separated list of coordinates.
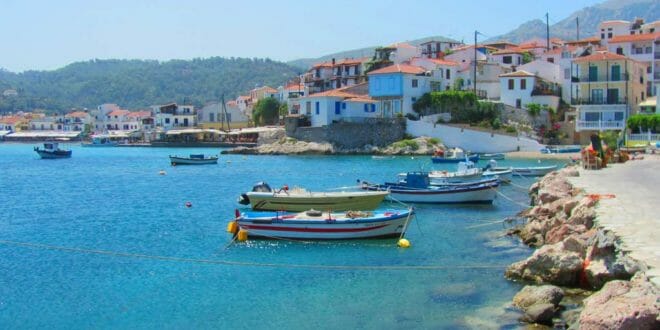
[236, 95, 250, 101]
[65, 111, 88, 118]
[335, 57, 369, 65]
[499, 70, 536, 78]
[609, 32, 660, 43]
[0, 116, 23, 124]
[107, 110, 130, 117]
[127, 111, 151, 118]
[492, 47, 528, 55]
[565, 36, 601, 45]
[308, 90, 356, 98]
[311, 61, 334, 68]
[226, 100, 237, 107]
[427, 58, 459, 66]
[368, 64, 426, 75]
[573, 51, 629, 62]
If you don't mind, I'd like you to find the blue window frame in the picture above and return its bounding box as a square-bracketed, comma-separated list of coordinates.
[342, 102, 346, 109]
[315, 102, 319, 115]
[364, 104, 368, 112]
[335, 102, 341, 114]
[370, 104, 376, 112]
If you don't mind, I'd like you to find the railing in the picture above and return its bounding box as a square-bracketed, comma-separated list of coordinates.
[573, 73, 629, 82]
[628, 133, 660, 141]
[571, 98, 628, 105]
[576, 120, 625, 131]
[531, 87, 561, 97]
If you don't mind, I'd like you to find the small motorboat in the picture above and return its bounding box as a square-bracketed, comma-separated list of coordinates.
[479, 153, 505, 160]
[509, 165, 558, 176]
[169, 154, 219, 165]
[400, 160, 482, 184]
[483, 168, 513, 183]
[34, 142, 72, 159]
[540, 145, 581, 154]
[431, 147, 479, 163]
[229, 208, 414, 239]
[82, 135, 117, 147]
[361, 172, 498, 204]
[238, 182, 389, 212]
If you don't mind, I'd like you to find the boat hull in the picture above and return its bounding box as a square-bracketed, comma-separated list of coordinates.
[479, 153, 505, 160]
[35, 149, 72, 159]
[510, 165, 558, 176]
[431, 154, 479, 163]
[236, 209, 411, 239]
[246, 191, 389, 212]
[169, 156, 218, 165]
[363, 180, 498, 204]
[483, 169, 512, 183]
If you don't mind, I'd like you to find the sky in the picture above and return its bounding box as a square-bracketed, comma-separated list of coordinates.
[0, 0, 605, 72]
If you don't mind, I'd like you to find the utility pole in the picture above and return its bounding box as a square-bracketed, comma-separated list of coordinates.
[474, 30, 477, 95]
[546, 13, 550, 50]
[576, 17, 580, 40]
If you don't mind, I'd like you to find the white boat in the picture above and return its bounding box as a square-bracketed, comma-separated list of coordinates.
[34, 142, 72, 159]
[401, 161, 483, 184]
[492, 165, 558, 177]
[81, 135, 117, 147]
[361, 173, 498, 204]
[483, 168, 513, 183]
[479, 153, 505, 160]
[238, 182, 389, 212]
[169, 154, 219, 165]
[431, 147, 479, 163]
[231, 208, 413, 239]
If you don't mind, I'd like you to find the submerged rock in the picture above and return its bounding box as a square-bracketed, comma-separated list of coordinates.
[513, 285, 564, 309]
[521, 303, 556, 325]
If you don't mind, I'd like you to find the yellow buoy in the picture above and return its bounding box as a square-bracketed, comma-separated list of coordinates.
[237, 229, 248, 242]
[397, 238, 411, 248]
[226, 221, 238, 234]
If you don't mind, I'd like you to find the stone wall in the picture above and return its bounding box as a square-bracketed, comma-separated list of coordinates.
[285, 118, 406, 148]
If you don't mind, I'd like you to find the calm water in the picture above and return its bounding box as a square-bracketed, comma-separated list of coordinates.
[0, 143, 566, 329]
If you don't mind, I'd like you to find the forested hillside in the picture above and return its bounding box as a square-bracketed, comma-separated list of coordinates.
[0, 57, 301, 113]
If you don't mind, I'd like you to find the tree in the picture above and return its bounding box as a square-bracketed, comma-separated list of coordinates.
[252, 97, 281, 126]
[522, 52, 534, 64]
[278, 103, 288, 117]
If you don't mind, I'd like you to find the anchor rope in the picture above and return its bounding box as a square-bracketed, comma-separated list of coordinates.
[0, 239, 506, 270]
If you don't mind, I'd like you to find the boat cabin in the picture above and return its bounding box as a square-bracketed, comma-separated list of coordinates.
[405, 172, 430, 188]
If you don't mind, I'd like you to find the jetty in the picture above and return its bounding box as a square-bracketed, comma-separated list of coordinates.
[568, 154, 660, 287]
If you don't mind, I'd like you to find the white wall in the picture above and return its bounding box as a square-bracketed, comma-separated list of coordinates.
[406, 115, 543, 153]
[402, 75, 430, 115]
[519, 60, 562, 83]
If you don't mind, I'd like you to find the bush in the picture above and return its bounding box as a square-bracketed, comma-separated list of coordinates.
[491, 117, 502, 130]
[427, 137, 441, 145]
[505, 126, 517, 134]
[393, 139, 419, 150]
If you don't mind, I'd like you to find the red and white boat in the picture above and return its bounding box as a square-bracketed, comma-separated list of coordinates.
[231, 209, 413, 240]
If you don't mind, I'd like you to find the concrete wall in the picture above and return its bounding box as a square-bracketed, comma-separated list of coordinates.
[406, 114, 543, 153]
[286, 118, 406, 148]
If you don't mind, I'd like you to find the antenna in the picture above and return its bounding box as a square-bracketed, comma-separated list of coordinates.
[546, 12, 550, 50]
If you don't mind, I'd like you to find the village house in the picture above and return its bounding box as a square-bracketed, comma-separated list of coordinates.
[278, 83, 307, 115]
[499, 70, 561, 110]
[299, 83, 377, 127]
[152, 103, 196, 129]
[410, 57, 459, 91]
[419, 39, 463, 59]
[367, 64, 429, 117]
[64, 111, 91, 131]
[606, 32, 660, 96]
[197, 101, 249, 129]
[570, 51, 648, 144]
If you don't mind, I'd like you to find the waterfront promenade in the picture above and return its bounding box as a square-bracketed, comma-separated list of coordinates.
[568, 154, 660, 287]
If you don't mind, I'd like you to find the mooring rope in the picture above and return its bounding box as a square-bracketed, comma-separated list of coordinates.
[490, 186, 530, 208]
[0, 239, 506, 270]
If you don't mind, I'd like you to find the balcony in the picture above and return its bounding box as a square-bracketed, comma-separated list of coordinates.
[576, 120, 626, 131]
[571, 97, 628, 105]
[573, 73, 629, 83]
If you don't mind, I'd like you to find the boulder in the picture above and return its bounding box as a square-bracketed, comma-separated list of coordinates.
[505, 241, 584, 286]
[561, 167, 580, 177]
[566, 197, 597, 228]
[586, 229, 617, 260]
[513, 285, 564, 309]
[521, 303, 557, 325]
[578, 275, 659, 329]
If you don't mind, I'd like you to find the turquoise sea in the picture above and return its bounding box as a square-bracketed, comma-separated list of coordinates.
[0, 144, 567, 329]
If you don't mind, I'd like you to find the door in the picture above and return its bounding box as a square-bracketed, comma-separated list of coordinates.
[611, 65, 621, 81]
[607, 89, 619, 104]
[335, 101, 341, 115]
[183, 118, 189, 126]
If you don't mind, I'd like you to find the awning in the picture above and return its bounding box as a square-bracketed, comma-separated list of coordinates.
[638, 96, 656, 108]
[227, 127, 279, 135]
[6, 131, 81, 138]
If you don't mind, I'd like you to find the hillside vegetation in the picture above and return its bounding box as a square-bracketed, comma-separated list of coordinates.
[0, 57, 301, 113]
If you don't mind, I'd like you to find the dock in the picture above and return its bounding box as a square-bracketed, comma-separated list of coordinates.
[568, 154, 660, 287]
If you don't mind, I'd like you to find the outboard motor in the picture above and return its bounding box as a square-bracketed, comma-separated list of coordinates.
[237, 193, 250, 205]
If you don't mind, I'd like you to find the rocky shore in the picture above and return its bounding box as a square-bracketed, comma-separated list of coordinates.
[222, 134, 443, 155]
[505, 166, 659, 328]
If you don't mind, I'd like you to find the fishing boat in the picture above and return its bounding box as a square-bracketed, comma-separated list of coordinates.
[169, 154, 219, 165]
[540, 145, 581, 154]
[483, 168, 513, 183]
[479, 153, 505, 160]
[509, 165, 558, 176]
[229, 208, 414, 240]
[400, 160, 483, 184]
[81, 135, 117, 147]
[238, 182, 389, 212]
[34, 142, 72, 159]
[361, 172, 498, 204]
[431, 147, 479, 163]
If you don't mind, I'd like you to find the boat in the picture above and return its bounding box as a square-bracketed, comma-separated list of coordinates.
[238, 182, 389, 212]
[540, 145, 581, 154]
[34, 142, 72, 159]
[230, 208, 414, 240]
[361, 172, 498, 204]
[483, 168, 513, 183]
[431, 147, 479, 163]
[400, 160, 483, 184]
[169, 154, 219, 165]
[81, 135, 117, 147]
[491, 165, 558, 177]
[479, 153, 505, 160]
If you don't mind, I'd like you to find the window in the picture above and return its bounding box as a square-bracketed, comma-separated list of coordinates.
[446, 69, 450, 79]
[508, 79, 514, 90]
[370, 104, 376, 112]
[601, 33, 605, 39]
[306, 101, 311, 115]
[364, 104, 369, 112]
[411, 97, 417, 103]
[645, 47, 652, 54]
[611, 65, 621, 81]
[651, 28, 655, 33]
[547, 58, 554, 63]
[564, 68, 571, 79]
[515, 99, 521, 108]
[589, 66, 598, 82]
[591, 89, 603, 103]
[174, 118, 179, 124]
[165, 118, 170, 124]
[648, 66, 652, 73]
[635, 47, 643, 54]
[315, 102, 319, 115]
[585, 112, 599, 121]
[209, 113, 215, 122]
[412, 79, 418, 88]
[520, 79, 527, 90]
[335, 102, 341, 115]
[342, 102, 346, 109]
[503, 56, 512, 64]
[616, 47, 623, 55]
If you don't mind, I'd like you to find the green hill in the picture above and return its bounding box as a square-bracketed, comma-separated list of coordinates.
[0, 57, 301, 113]
[486, 0, 660, 43]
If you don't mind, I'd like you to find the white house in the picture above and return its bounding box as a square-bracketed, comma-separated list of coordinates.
[63, 111, 91, 131]
[152, 103, 196, 129]
[490, 48, 526, 69]
[197, 101, 249, 129]
[420, 39, 463, 59]
[607, 32, 660, 96]
[410, 57, 459, 91]
[499, 70, 561, 110]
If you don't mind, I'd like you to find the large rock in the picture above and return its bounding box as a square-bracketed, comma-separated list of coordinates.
[505, 241, 584, 286]
[566, 197, 597, 228]
[521, 303, 557, 325]
[513, 285, 564, 309]
[578, 274, 659, 329]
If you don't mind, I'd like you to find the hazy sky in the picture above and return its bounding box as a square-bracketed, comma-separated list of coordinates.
[1, 0, 604, 72]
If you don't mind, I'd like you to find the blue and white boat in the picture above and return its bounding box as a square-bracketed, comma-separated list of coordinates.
[479, 153, 505, 160]
[431, 148, 479, 163]
[82, 135, 117, 147]
[361, 172, 498, 204]
[34, 142, 72, 159]
[540, 145, 581, 154]
[170, 154, 219, 165]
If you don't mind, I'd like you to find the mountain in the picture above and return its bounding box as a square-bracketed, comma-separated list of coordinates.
[0, 57, 301, 113]
[287, 35, 460, 70]
[486, 0, 660, 43]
